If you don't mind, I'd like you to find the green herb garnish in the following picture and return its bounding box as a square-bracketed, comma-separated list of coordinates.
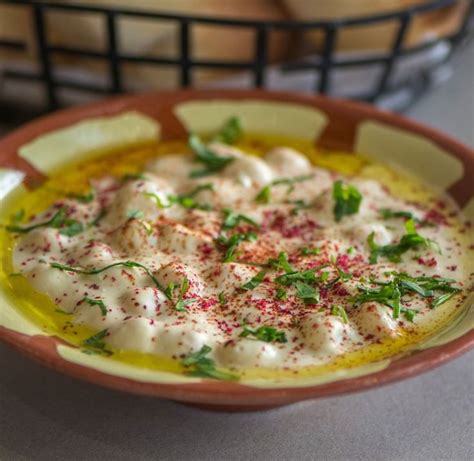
[216, 231, 258, 263]
[368, 219, 434, 264]
[330, 304, 349, 323]
[241, 270, 266, 291]
[255, 175, 313, 204]
[300, 247, 320, 256]
[255, 185, 271, 204]
[6, 208, 65, 233]
[295, 281, 320, 304]
[276, 287, 287, 300]
[240, 325, 288, 343]
[127, 209, 145, 220]
[50, 260, 168, 298]
[82, 329, 112, 355]
[333, 180, 362, 222]
[181, 345, 238, 380]
[355, 282, 402, 319]
[211, 116, 243, 145]
[401, 308, 416, 322]
[59, 220, 84, 237]
[431, 292, 458, 308]
[68, 189, 95, 203]
[143, 192, 173, 209]
[218, 291, 227, 306]
[82, 297, 108, 316]
[187, 183, 215, 197]
[145, 190, 212, 211]
[287, 199, 312, 215]
[174, 278, 197, 312]
[6, 207, 83, 237]
[175, 195, 213, 211]
[189, 134, 235, 178]
[266, 251, 294, 273]
[222, 208, 259, 230]
[274, 264, 329, 286]
[379, 208, 434, 227]
[355, 272, 461, 320]
[379, 209, 418, 221]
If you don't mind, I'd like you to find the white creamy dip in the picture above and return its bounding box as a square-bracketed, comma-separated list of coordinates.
[9, 134, 473, 376]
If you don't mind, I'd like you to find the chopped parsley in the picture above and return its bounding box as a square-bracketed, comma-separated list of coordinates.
[276, 287, 288, 300]
[240, 325, 288, 343]
[300, 247, 320, 256]
[333, 180, 362, 222]
[379, 208, 418, 221]
[216, 231, 258, 263]
[211, 116, 243, 145]
[143, 192, 172, 208]
[127, 209, 145, 220]
[6, 207, 84, 237]
[287, 199, 312, 215]
[173, 195, 212, 211]
[222, 208, 259, 230]
[431, 292, 459, 308]
[145, 190, 212, 211]
[59, 220, 84, 237]
[68, 189, 95, 203]
[295, 281, 320, 304]
[379, 208, 434, 226]
[331, 304, 349, 323]
[181, 345, 238, 380]
[241, 270, 266, 291]
[82, 297, 108, 316]
[186, 183, 215, 197]
[189, 134, 234, 178]
[255, 185, 271, 204]
[274, 264, 329, 286]
[271, 259, 350, 303]
[50, 260, 168, 298]
[333, 261, 352, 281]
[218, 291, 227, 305]
[82, 329, 112, 355]
[355, 282, 402, 319]
[173, 278, 197, 312]
[355, 272, 461, 320]
[368, 219, 435, 264]
[266, 251, 294, 273]
[255, 175, 313, 204]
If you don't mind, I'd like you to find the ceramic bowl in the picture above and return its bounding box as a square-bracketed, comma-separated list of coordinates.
[0, 90, 472, 411]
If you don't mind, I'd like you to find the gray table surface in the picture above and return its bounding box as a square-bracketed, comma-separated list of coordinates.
[1, 42, 473, 461]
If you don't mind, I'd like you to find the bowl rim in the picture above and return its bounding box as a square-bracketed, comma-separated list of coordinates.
[0, 88, 472, 407]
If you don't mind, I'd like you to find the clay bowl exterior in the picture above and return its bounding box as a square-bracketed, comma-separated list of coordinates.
[0, 89, 472, 411]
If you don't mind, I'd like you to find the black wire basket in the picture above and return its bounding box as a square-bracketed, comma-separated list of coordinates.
[0, 0, 472, 124]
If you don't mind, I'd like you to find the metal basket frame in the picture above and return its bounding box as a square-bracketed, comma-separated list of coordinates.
[0, 0, 472, 113]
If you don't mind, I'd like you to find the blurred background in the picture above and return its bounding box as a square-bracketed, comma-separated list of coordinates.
[0, 0, 472, 127]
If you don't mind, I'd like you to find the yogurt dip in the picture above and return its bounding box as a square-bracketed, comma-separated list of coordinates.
[4, 118, 473, 380]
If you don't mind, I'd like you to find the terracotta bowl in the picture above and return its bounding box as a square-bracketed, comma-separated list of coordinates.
[0, 89, 472, 411]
